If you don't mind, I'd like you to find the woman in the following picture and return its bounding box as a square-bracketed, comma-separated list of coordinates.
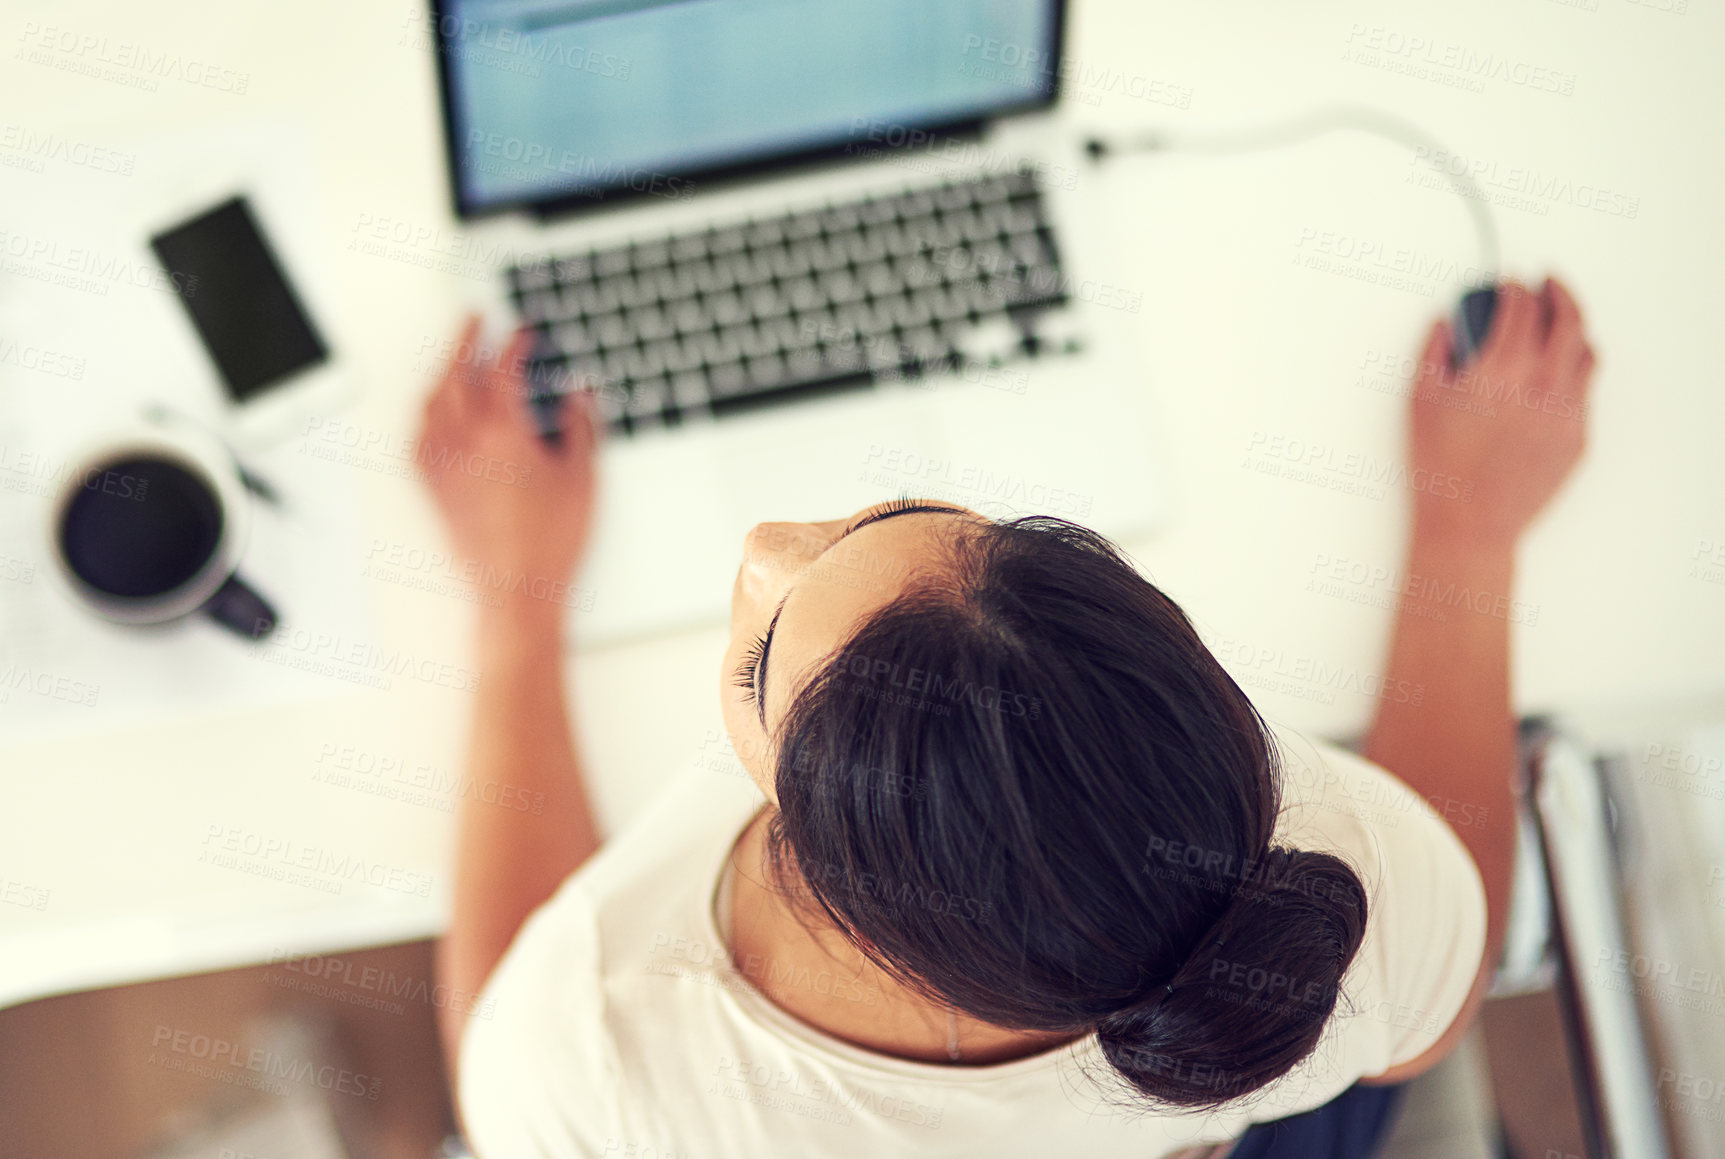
[419, 279, 1595, 1157]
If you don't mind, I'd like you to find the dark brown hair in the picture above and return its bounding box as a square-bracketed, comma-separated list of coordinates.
[764, 516, 1367, 1109]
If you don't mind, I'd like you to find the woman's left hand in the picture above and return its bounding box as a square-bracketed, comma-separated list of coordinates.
[416, 315, 601, 593]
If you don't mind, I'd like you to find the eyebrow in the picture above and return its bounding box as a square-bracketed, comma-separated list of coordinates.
[754, 503, 956, 728]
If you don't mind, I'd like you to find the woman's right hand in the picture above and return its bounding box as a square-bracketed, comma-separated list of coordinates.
[1408, 277, 1596, 548]
[416, 315, 602, 598]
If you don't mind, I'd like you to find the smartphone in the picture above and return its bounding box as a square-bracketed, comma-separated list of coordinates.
[150, 196, 330, 406]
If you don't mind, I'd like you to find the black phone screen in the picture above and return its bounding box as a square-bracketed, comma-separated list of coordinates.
[150, 196, 329, 403]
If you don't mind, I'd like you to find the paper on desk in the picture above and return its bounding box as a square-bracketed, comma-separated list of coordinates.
[0, 121, 378, 745]
[1610, 723, 1725, 1159]
[1536, 732, 1673, 1159]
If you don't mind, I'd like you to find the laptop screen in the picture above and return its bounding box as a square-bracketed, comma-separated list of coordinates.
[432, 0, 1062, 216]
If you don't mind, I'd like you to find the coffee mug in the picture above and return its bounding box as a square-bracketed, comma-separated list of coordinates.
[46, 408, 278, 639]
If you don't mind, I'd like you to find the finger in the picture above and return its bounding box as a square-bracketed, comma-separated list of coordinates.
[560, 386, 602, 457]
[438, 342, 486, 430]
[504, 354, 567, 441]
[462, 327, 518, 421]
[1545, 275, 1586, 365]
[423, 373, 459, 435]
[425, 314, 481, 417]
[448, 313, 483, 369]
[1483, 279, 1539, 364]
[422, 379, 442, 425]
[489, 326, 539, 409]
[415, 409, 448, 474]
[443, 314, 485, 391]
[1569, 343, 1597, 396]
[1415, 318, 1455, 389]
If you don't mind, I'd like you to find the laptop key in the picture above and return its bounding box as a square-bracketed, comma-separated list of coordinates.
[802, 236, 849, 272]
[611, 274, 649, 310]
[657, 266, 698, 301]
[595, 248, 632, 277]
[784, 345, 824, 382]
[742, 352, 786, 389]
[781, 276, 822, 312]
[631, 240, 671, 269]
[577, 283, 619, 315]
[708, 226, 747, 255]
[631, 305, 671, 342]
[900, 189, 937, 218]
[626, 377, 670, 418]
[705, 330, 744, 365]
[773, 245, 816, 279]
[745, 285, 787, 320]
[619, 346, 661, 381]
[900, 325, 947, 366]
[842, 230, 889, 265]
[551, 321, 595, 357]
[518, 292, 555, 324]
[669, 370, 709, 408]
[655, 336, 698, 375]
[591, 381, 629, 426]
[594, 314, 632, 347]
[784, 211, 823, 241]
[744, 219, 785, 248]
[932, 181, 976, 212]
[758, 315, 803, 351]
[707, 361, 748, 397]
[669, 233, 708, 262]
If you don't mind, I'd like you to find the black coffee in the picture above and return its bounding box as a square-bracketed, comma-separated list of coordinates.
[59, 455, 223, 598]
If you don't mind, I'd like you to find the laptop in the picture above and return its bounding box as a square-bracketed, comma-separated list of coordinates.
[430, 0, 1167, 643]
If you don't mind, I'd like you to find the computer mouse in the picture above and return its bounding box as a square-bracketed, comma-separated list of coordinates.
[1452, 285, 1498, 368]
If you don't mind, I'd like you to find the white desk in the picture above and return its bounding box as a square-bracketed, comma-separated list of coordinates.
[4, 0, 1723, 1011]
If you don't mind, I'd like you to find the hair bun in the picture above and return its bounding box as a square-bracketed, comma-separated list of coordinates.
[1094, 847, 1368, 1109]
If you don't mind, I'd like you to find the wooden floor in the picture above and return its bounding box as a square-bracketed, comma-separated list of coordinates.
[0, 940, 456, 1159]
[1482, 990, 1590, 1159]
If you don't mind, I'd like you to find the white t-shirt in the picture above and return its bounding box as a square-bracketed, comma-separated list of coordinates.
[457, 726, 1486, 1159]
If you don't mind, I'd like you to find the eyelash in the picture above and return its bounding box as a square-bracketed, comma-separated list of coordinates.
[841, 495, 941, 536]
[734, 497, 946, 706]
[732, 633, 768, 705]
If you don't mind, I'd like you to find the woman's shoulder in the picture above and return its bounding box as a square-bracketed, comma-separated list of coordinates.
[1261, 723, 1489, 1076]
[456, 758, 766, 1155]
[1267, 724, 1487, 851]
[516, 757, 764, 975]
[1264, 723, 1486, 946]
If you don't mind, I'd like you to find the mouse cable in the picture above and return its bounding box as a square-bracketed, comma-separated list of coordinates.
[1083, 103, 1500, 281]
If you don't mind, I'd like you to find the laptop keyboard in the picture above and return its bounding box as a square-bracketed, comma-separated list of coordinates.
[506, 168, 1078, 435]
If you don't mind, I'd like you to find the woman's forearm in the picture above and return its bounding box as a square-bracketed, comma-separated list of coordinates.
[435, 595, 602, 1079]
[1363, 515, 1519, 983]
[1353, 514, 1521, 1083]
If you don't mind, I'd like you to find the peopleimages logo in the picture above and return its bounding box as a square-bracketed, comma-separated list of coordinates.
[464, 131, 694, 200]
[794, 856, 995, 925]
[264, 948, 496, 1018]
[148, 1025, 380, 1099]
[834, 651, 1043, 721]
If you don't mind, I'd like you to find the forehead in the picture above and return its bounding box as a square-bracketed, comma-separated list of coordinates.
[762, 510, 975, 728]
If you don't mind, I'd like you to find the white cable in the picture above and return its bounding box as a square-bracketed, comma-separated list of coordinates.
[1089, 103, 1500, 280]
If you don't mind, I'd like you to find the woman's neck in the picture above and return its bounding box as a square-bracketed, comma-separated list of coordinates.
[723, 808, 1080, 1066]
